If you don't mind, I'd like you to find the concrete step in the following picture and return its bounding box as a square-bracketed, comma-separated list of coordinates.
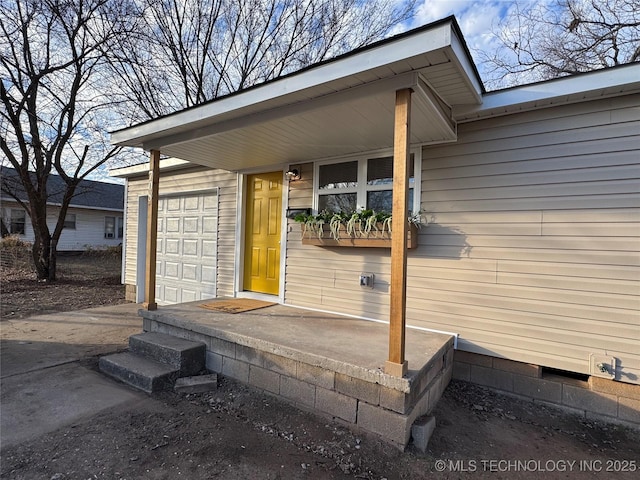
[99, 352, 179, 393]
[129, 332, 206, 376]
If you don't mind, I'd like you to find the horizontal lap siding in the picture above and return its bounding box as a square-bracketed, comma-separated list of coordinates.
[283, 95, 640, 383]
[52, 207, 122, 251]
[417, 95, 640, 382]
[124, 179, 147, 286]
[285, 162, 393, 319]
[2, 202, 122, 251]
[124, 167, 237, 296]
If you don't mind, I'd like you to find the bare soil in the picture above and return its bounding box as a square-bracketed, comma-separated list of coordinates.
[1, 255, 639, 479]
[1, 252, 128, 319]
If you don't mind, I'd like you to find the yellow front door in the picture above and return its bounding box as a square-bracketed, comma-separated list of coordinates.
[243, 172, 282, 295]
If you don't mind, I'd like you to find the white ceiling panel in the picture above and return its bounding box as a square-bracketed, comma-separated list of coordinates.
[112, 19, 482, 171]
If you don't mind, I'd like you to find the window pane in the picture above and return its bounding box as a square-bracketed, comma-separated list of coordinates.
[63, 213, 76, 229]
[117, 217, 124, 239]
[366, 189, 414, 213]
[367, 155, 414, 186]
[105, 216, 115, 238]
[318, 161, 357, 190]
[318, 193, 357, 213]
[10, 209, 25, 235]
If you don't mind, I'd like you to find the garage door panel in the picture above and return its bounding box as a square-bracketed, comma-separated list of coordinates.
[181, 289, 197, 303]
[202, 240, 216, 257]
[184, 196, 199, 210]
[164, 286, 179, 303]
[184, 217, 199, 232]
[202, 266, 216, 284]
[182, 263, 197, 281]
[164, 261, 179, 279]
[166, 218, 180, 232]
[182, 239, 198, 256]
[203, 217, 217, 233]
[166, 239, 179, 254]
[203, 195, 216, 210]
[156, 192, 218, 306]
[167, 197, 180, 211]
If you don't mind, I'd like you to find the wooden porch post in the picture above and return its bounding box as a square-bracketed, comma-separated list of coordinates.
[143, 149, 160, 311]
[385, 88, 412, 377]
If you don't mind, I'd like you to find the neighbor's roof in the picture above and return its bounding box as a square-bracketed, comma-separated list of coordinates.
[0, 166, 124, 211]
[111, 16, 484, 171]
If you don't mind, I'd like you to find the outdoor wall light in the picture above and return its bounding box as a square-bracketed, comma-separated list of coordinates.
[285, 167, 301, 181]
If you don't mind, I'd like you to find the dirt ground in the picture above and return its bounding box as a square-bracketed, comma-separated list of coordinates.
[1, 252, 128, 320]
[1, 255, 639, 479]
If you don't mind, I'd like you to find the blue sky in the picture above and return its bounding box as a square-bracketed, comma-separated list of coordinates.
[405, 1, 535, 83]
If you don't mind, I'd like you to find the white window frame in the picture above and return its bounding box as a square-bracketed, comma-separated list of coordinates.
[104, 216, 116, 239]
[10, 209, 26, 235]
[312, 147, 422, 214]
[63, 213, 76, 229]
[116, 216, 124, 239]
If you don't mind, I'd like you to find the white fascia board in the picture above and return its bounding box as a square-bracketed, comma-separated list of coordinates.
[449, 28, 483, 103]
[65, 205, 124, 212]
[110, 22, 454, 148]
[1, 196, 123, 212]
[454, 63, 640, 121]
[109, 158, 192, 178]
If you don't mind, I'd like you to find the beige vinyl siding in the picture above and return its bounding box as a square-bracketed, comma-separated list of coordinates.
[124, 166, 237, 297]
[284, 94, 640, 383]
[285, 160, 397, 320]
[414, 94, 640, 381]
[123, 177, 147, 287]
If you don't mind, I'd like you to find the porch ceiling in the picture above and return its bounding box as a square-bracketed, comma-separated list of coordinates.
[111, 18, 483, 171]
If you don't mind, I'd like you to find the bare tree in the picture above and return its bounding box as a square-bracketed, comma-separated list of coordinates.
[0, 0, 139, 280]
[110, 0, 417, 121]
[480, 0, 640, 88]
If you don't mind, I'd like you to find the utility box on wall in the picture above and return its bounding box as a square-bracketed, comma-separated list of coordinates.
[589, 354, 616, 379]
[359, 273, 374, 288]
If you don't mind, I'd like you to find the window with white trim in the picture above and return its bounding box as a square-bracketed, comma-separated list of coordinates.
[117, 217, 124, 239]
[105, 216, 123, 239]
[104, 216, 115, 239]
[315, 149, 421, 214]
[63, 213, 76, 229]
[10, 209, 25, 234]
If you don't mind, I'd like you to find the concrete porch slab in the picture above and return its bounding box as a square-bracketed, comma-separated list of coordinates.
[139, 300, 455, 449]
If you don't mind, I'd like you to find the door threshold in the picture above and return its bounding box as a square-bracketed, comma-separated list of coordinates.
[236, 291, 281, 303]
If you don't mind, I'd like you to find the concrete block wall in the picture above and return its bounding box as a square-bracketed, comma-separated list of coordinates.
[453, 351, 640, 429]
[144, 316, 454, 449]
[125, 284, 136, 302]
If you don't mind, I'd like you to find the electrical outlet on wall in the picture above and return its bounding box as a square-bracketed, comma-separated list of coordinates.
[589, 354, 616, 379]
[359, 273, 374, 288]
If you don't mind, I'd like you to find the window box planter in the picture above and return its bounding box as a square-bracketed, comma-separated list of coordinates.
[301, 223, 418, 249]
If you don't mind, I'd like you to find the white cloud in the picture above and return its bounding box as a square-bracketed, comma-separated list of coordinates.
[414, 0, 502, 29]
[408, 1, 542, 85]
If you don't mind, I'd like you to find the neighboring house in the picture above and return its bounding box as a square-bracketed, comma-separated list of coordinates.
[111, 17, 639, 426]
[0, 166, 124, 251]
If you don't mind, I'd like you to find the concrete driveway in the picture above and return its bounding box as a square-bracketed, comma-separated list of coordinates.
[0, 303, 146, 450]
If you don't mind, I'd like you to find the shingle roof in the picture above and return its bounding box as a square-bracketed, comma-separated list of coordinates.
[0, 166, 124, 211]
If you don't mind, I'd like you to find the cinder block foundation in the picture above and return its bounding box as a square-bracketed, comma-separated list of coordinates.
[139, 305, 455, 450]
[453, 351, 640, 430]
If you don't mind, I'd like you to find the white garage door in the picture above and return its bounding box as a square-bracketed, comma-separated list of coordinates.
[156, 192, 218, 305]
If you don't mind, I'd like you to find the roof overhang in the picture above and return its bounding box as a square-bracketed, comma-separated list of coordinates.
[111, 17, 483, 171]
[454, 63, 640, 122]
[110, 158, 192, 178]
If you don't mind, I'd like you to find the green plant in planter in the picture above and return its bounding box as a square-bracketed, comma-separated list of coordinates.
[295, 209, 424, 241]
[293, 210, 332, 239]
